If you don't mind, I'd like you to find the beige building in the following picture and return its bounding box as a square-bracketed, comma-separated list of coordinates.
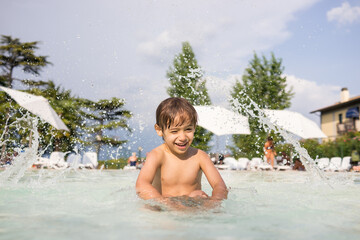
[311, 88, 360, 140]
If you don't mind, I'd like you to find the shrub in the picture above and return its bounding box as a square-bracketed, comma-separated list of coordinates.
[97, 158, 128, 169]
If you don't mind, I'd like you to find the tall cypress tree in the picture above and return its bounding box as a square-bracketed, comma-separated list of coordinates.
[166, 42, 212, 151]
[229, 52, 294, 159]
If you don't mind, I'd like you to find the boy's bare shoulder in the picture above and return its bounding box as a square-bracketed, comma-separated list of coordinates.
[192, 148, 210, 161]
[146, 144, 165, 163]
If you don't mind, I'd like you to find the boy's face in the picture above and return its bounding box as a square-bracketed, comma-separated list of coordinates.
[155, 120, 195, 157]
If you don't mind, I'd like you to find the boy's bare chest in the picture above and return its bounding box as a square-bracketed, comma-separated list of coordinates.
[160, 158, 201, 185]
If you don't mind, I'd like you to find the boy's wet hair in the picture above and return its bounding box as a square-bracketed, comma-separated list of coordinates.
[156, 97, 197, 130]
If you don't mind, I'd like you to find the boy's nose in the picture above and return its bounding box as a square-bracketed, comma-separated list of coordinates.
[178, 131, 186, 140]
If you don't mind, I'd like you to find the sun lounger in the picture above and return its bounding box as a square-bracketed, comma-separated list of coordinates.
[249, 157, 262, 170]
[32, 157, 50, 168]
[249, 157, 272, 170]
[82, 152, 98, 169]
[123, 165, 137, 170]
[276, 165, 292, 171]
[49, 152, 68, 169]
[216, 164, 230, 170]
[258, 162, 272, 170]
[237, 158, 249, 170]
[224, 157, 237, 170]
[339, 156, 352, 171]
[326, 157, 342, 171]
[34, 152, 68, 169]
[259, 157, 273, 170]
[316, 157, 330, 170]
[222, 157, 236, 170]
[66, 153, 82, 168]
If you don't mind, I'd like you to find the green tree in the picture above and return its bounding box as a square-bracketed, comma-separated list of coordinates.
[0, 90, 24, 160]
[229, 52, 294, 158]
[0, 35, 50, 88]
[82, 98, 132, 159]
[0, 80, 83, 159]
[0, 35, 50, 160]
[24, 80, 86, 152]
[166, 42, 212, 151]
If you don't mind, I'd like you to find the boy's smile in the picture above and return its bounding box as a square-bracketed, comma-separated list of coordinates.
[175, 142, 188, 149]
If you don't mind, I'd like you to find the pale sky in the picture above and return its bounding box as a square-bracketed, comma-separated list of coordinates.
[1, 0, 360, 156]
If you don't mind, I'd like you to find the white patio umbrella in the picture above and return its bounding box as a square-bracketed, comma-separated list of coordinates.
[0, 86, 69, 131]
[263, 109, 326, 139]
[194, 105, 250, 135]
[194, 105, 250, 159]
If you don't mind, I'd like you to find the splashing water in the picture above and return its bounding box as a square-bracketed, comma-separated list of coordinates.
[229, 92, 327, 181]
[0, 114, 84, 187]
[0, 114, 40, 186]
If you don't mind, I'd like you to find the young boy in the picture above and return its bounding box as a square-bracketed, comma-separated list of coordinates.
[136, 97, 228, 206]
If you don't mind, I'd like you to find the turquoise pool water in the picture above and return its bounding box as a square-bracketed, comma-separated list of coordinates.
[1, 169, 360, 240]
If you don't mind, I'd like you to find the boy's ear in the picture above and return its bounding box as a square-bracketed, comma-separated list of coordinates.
[154, 124, 163, 137]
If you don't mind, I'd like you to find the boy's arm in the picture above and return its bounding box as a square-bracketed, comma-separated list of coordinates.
[135, 151, 162, 200]
[199, 151, 228, 200]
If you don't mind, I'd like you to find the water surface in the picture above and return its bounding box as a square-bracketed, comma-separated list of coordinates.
[1, 169, 359, 240]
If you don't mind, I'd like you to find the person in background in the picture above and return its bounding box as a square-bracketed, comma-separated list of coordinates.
[264, 136, 276, 167]
[218, 153, 224, 165]
[293, 158, 305, 171]
[128, 152, 138, 167]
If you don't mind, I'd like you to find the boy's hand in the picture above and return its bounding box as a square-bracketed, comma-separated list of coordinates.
[188, 190, 209, 198]
[146, 194, 222, 211]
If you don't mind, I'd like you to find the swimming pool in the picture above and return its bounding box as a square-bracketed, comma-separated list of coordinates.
[1, 169, 359, 240]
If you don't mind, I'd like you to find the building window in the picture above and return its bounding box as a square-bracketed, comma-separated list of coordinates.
[339, 113, 343, 124]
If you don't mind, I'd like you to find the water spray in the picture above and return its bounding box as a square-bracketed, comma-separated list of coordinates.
[229, 91, 328, 181]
